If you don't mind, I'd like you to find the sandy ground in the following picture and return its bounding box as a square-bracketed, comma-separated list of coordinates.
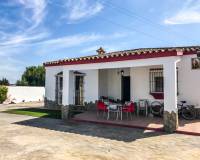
[0, 102, 44, 111]
[0, 103, 200, 160]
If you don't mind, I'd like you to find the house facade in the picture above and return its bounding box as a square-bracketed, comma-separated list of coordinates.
[44, 46, 200, 132]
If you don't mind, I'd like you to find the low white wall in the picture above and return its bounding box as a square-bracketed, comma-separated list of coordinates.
[6, 86, 45, 103]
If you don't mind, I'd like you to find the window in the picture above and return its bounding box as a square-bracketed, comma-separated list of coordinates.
[149, 68, 179, 94]
[155, 77, 163, 92]
[149, 68, 163, 93]
[55, 72, 63, 105]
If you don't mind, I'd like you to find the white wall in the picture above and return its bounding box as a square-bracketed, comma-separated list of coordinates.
[45, 66, 63, 101]
[45, 67, 99, 104]
[130, 66, 164, 102]
[6, 86, 45, 103]
[178, 54, 200, 106]
[98, 69, 108, 97]
[99, 68, 130, 100]
[83, 69, 99, 103]
[107, 69, 121, 99]
[131, 67, 153, 101]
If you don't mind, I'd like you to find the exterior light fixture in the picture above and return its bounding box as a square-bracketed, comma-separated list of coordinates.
[117, 69, 124, 76]
[121, 70, 124, 76]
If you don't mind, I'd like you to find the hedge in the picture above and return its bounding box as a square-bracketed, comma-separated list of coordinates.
[0, 86, 8, 103]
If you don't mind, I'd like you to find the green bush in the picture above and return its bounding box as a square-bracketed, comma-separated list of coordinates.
[0, 86, 8, 103]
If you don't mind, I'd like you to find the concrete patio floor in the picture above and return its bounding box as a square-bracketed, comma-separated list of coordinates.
[73, 111, 200, 136]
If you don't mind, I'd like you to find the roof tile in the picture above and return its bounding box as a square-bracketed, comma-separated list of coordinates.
[44, 46, 200, 66]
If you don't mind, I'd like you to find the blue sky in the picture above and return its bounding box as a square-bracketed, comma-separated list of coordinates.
[0, 0, 200, 83]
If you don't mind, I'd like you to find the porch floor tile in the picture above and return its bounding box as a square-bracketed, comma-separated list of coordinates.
[72, 111, 200, 136]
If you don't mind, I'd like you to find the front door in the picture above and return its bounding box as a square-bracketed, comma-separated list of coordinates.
[121, 76, 130, 102]
[75, 75, 84, 105]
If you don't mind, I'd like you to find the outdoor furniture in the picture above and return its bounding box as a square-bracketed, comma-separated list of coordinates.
[97, 100, 108, 118]
[122, 101, 135, 120]
[137, 99, 149, 116]
[117, 103, 123, 120]
[107, 104, 121, 120]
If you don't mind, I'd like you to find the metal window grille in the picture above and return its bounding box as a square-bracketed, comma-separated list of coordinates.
[149, 68, 179, 94]
[149, 68, 163, 93]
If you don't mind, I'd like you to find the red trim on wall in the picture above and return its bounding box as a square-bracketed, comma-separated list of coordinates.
[150, 93, 164, 99]
[44, 50, 196, 67]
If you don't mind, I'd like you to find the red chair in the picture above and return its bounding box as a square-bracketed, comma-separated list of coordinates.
[122, 101, 135, 120]
[97, 100, 108, 118]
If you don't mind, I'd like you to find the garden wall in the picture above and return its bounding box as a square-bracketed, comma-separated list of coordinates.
[4, 86, 45, 104]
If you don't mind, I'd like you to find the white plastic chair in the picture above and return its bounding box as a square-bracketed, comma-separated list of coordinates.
[137, 99, 149, 116]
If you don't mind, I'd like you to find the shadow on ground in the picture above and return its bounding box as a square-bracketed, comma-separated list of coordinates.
[14, 117, 167, 142]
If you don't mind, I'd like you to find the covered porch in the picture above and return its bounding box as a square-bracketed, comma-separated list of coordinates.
[62, 55, 181, 133]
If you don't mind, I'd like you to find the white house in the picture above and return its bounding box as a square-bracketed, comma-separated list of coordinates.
[44, 46, 200, 132]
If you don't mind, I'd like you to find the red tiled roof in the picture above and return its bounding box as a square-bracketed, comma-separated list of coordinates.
[44, 46, 200, 67]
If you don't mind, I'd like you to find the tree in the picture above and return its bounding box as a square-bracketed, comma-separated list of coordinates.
[0, 78, 9, 86]
[16, 80, 28, 86]
[16, 66, 45, 86]
[0, 86, 8, 103]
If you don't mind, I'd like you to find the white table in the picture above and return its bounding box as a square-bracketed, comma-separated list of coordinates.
[107, 103, 123, 120]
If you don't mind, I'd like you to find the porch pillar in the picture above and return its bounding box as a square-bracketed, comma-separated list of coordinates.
[62, 69, 70, 121]
[163, 60, 179, 133]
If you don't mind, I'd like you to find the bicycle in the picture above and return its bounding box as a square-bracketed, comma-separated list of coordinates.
[177, 101, 196, 120]
[151, 100, 198, 120]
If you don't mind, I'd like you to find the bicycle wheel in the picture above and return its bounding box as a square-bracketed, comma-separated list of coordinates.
[151, 101, 163, 116]
[181, 106, 196, 120]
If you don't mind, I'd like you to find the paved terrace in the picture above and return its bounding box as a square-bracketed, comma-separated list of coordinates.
[73, 111, 200, 136]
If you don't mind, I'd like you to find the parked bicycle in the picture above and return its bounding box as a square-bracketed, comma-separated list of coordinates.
[177, 101, 196, 120]
[150, 100, 199, 120]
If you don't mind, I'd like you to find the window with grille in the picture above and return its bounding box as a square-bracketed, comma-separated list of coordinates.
[149, 68, 163, 93]
[149, 68, 179, 94]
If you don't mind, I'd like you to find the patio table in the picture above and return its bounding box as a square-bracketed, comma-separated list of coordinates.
[107, 103, 123, 120]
